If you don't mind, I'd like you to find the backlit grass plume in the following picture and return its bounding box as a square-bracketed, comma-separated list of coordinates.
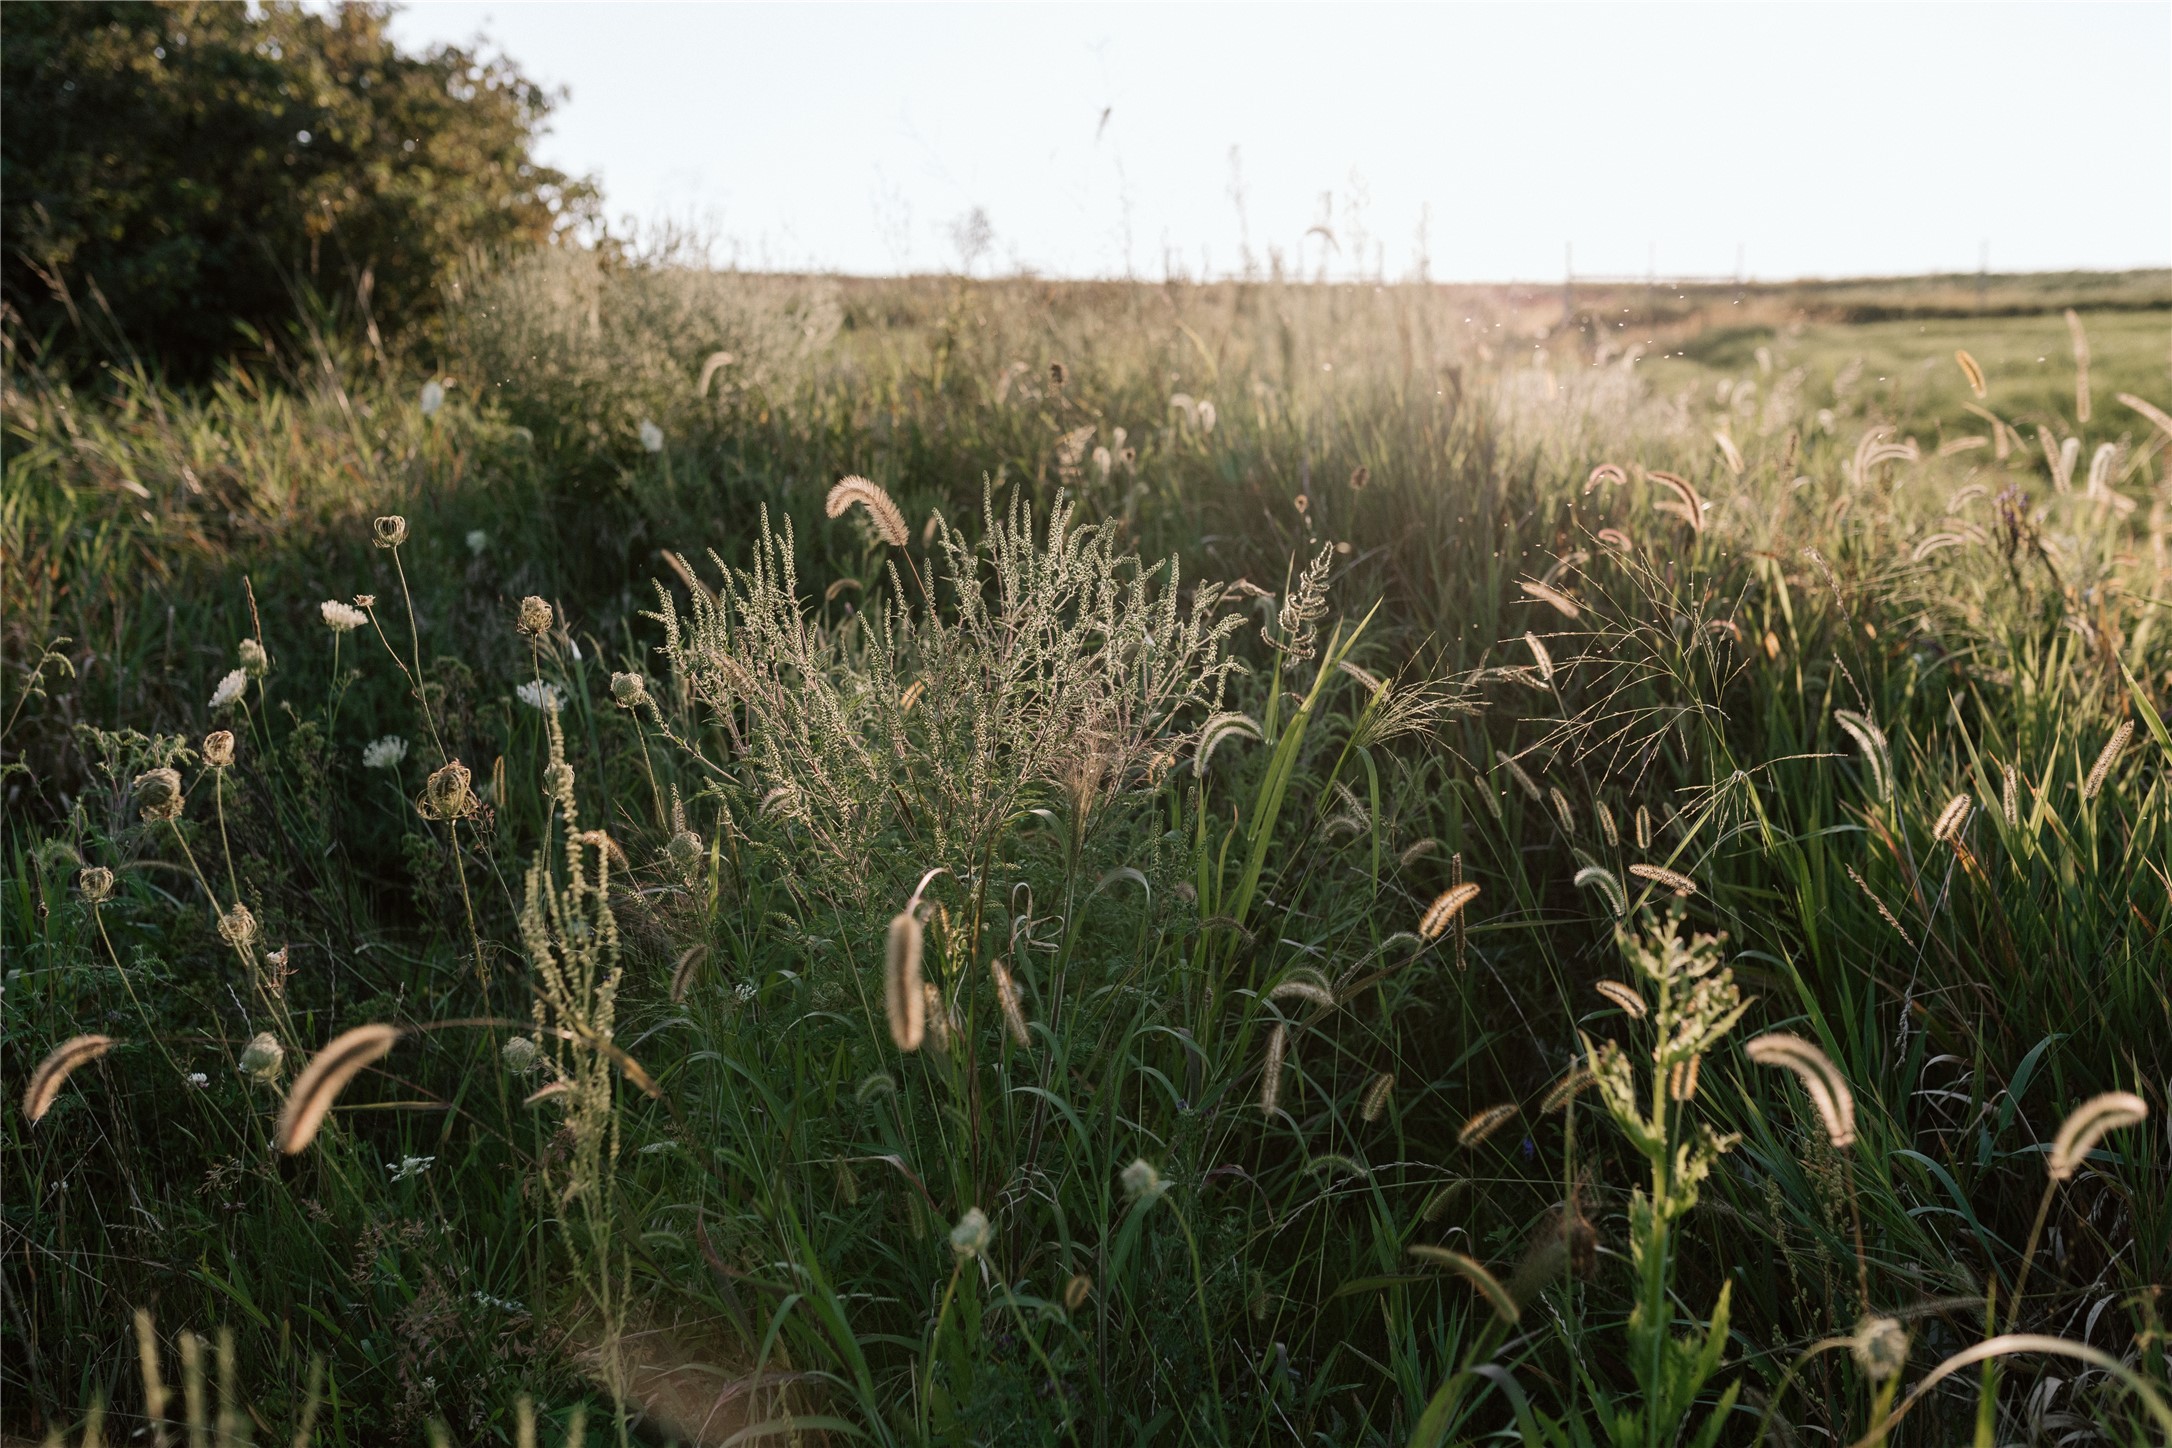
[825, 475, 909, 547]
[886, 911, 925, 1051]
[276, 1025, 402, 1154]
[23, 1035, 116, 1124]
[1744, 1032, 1856, 1148]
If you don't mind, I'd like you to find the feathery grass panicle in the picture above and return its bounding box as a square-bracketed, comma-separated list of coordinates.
[990, 957, 1031, 1048]
[1592, 979, 1647, 1020]
[1628, 863, 1698, 898]
[1269, 977, 1337, 1012]
[2082, 721, 2133, 800]
[1549, 787, 1576, 835]
[277, 1024, 403, 1154]
[1832, 710, 1894, 802]
[1458, 1103, 1519, 1149]
[1596, 800, 1619, 848]
[1360, 1072, 1395, 1122]
[1846, 864, 1914, 947]
[1744, 1032, 1856, 1148]
[2047, 1092, 2148, 1181]
[1495, 750, 1541, 802]
[1259, 1023, 1288, 1116]
[824, 475, 909, 547]
[1541, 1062, 1595, 1112]
[1931, 792, 1972, 844]
[1418, 882, 1481, 940]
[884, 911, 925, 1051]
[1408, 1246, 1519, 1323]
[1574, 865, 1627, 919]
[2002, 763, 2020, 826]
[23, 1035, 116, 1123]
[1648, 471, 1706, 533]
[2066, 308, 2092, 423]
[1634, 805, 1652, 851]
[1520, 580, 1580, 619]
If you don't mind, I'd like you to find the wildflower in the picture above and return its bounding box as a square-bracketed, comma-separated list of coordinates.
[78, 866, 115, 904]
[949, 1207, 992, 1258]
[610, 672, 647, 709]
[185, 1072, 209, 1089]
[516, 596, 553, 637]
[321, 600, 367, 632]
[209, 669, 248, 711]
[1121, 1159, 1166, 1204]
[515, 680, 563, 712]
[385, 1155, 435, 1182]
[418, 760, 475, 821]
[237, 1033, 284, 1081]
[420, 380, 445, 416]
[362, 736, 408, 770]
[373, 515, 408, 548]
[217, 904, 257, 950]
[1850, 1316, 1908, 1382]
[134, 767, 184, 821]
[465, 530, 488, 556]
[265, 947, 290, 972]
[500, 1036, 541, 1074]
[202, 730, 235, 768]
[238, 639, 270, 678]
[638, 419, 665, 453]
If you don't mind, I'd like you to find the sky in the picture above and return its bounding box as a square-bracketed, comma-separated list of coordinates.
[386, 2, 2172, 282]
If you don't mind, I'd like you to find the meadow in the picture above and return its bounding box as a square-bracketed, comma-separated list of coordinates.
[4, 257, 2170, 1446]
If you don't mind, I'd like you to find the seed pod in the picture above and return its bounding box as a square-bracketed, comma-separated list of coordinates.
[517, 596, 554, 637]
[78, 866, 115, 904]
[419, 761, 474, 821]
[217, 904, 257, 950]
[134, 767, 184, 821]
[372, 515, 408, 548]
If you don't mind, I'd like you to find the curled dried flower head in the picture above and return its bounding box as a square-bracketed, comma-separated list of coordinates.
[2047, 1091, 2148, 1182]
[418, 760, 475, 821]
[202, 730, 236, 768]
[1850, 1315, 1909, 1382]
[134, 767, 184, 821]
[238, 1032, 284, 1081]
[825, 476, 909, 548]
[949, 1206, 992, 1258]
[217, 903, 257, 950]
[1121, 1158, 1166, 1203]
[610, 672, 647, 709]
[501, 1036, 541, 1074]
[78, 866, 115, 904]
[353, 594, 376, 609]
[238, 639, 269, 678]
[372, 515, 408, 548]
[517, 596, 553, 637]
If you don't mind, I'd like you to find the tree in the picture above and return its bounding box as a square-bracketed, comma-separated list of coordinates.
[1, 1, 598, 373]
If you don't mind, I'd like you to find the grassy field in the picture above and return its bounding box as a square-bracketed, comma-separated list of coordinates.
[4, 260, 2170, 1446]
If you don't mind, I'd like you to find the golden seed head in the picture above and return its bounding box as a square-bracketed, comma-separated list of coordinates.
[419, 760, 475, 821]
[1744, 1032, 1857, 1148]
[884, 911, 925, 1051]
[217, 903, 257, 950]
[202, 730, 236, 768]
[2047, 1091, 2148, 1182]
[517, 596, 554, 637]
[1458, 1102, 1519, 1149]
[134, 767, 184, 821]
[1419, 883, 1481, 940]
[1064, 1273, 1093, 1311]
[23, 1035, 117, 1123]
[78, 866, 115, 904]
[824, 476, 909, 548]
[372, 515, 408, 548]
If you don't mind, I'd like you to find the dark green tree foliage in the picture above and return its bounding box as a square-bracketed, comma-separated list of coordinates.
[1, 1, 597, 373]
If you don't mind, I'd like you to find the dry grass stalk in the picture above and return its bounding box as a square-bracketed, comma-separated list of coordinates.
[1457, 1102, 1518, 1149]
[277, 1024, 402, 1153]
[1845, 864, 1914, 947]
[884, 912, 925, 1051]
[1628, 863, 1698, 897]
[23, 1034, 116, 1123]
[824, 476, 909, 547]
[1744, 1032, 1856, 1148]
[1418, 882, 1481, 940]
[2047, 1091, 2148, 1181]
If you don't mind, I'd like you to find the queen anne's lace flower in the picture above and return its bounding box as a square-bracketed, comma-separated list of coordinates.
[209, 669, 248, 710]
[362, 736, 408, 770]
[321, 600, 367, 632]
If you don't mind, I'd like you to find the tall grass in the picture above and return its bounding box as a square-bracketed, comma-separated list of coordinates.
[3, 265, 2167, 1444]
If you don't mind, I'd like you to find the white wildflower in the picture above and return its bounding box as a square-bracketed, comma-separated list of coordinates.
[466, 530, 487, 556]
[516, 680, 564, 712]
[209, 669, 248, 711]
[949, 1207, 992, 1259]
[321, 600, 367, 632]
[420, 380, 445, 416]
[362, 736, 408, 770]
[638, 419, 665, 453]
[386, 1155, 435, 1182]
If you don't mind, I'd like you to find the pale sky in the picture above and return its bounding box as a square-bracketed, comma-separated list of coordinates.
[387, 2, 2172, 282]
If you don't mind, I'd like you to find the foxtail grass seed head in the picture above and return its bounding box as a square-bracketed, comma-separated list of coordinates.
[1519, 580, 1581, 619]
[135, 767, 184, 821]
[1668, 1054, 1702, 1102]
[217, 904, 257, 950]
[1634, 805, 1652, 850]
[990, 958, 1031, 1047]
[78, 866, 115, 904]
[1259, 1023, 1287, 1116]
[1649, 470, 1707, 533]
[1714, 431, 1745, 476]
[900, 679, 926, 712]
[1593, 979, 1647, 1019]
[1495, 750, 1541, 802]
[1419, 882, 1481, 940]
[1523, 632, 1554, 683]
[1541, 1062, 1595, 1112]
[609, 672, 647, 709]
[1597, 800, 1618, 848]
[209, 668, 247, 711]
[920, 982, 952, 1053]
[1744, 1033, 1857, 1148]
[2082, 721, 2133, 800]
[238, 638, 269, 678]
[1064, 1274, 1093, 1311]
[202, 730, 235, 768]
[1586, 462, 1627, 492]
[1931, 792, 1972, 844]
[2003, 763, 2019, 826]
[372, 515, 408, 548]
[2047, 1091, 2148, 1182]
[1850, 1315, 1909, 1382]
[884, 911, 925, 1051]
[1349, 465, 1370, 490]
[1408, 1246, 1520, 1324]
[1360, 1072, 1395, 1122]
[501, 1036, 541, 1074]
[949, 1207, 991, 1259]
[1458, 1102, 1519, 1149]
[1122, 1159, 1167, 1204]
[517, 596, 554, 637]
[237, 1032, 284, 1081]
[23, 1035, 116, 1123]
[1549, 787, 1576, 835]
[1628, 863, 1698, 898]
[278, 1023, 402, 1153]
[363, 736, 408, 770]
[825, 476, 910, 547]
[1955, 349, 1987, 399]
[419, 760, 475, 821]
